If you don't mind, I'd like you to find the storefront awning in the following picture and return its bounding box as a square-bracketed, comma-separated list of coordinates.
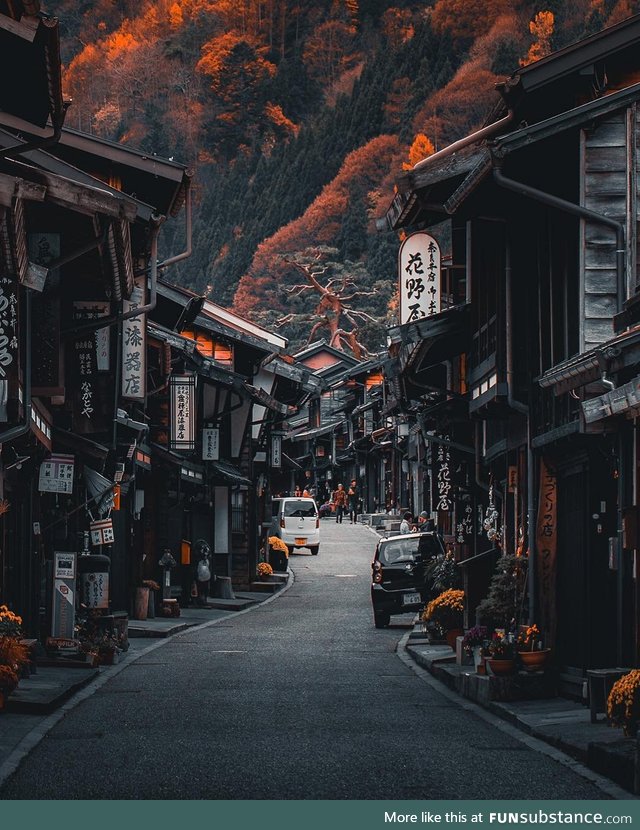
[388, 303, 471, 371]
[53, 427, 109, 464]
[150, 442, 205, 483]
[209, 460, 251, 485]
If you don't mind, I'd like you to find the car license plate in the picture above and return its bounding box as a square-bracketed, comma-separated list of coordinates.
[402, 592, 421, 606]
[295, 538, 307, 545]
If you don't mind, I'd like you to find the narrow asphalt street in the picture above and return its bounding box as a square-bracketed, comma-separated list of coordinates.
[0, 520, 611, 799]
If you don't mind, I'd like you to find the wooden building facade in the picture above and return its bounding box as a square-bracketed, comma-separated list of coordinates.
[383, 13, 640, 690]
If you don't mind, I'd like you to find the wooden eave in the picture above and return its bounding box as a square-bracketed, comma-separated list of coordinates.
[506, 13, 640, 97]
[385, 148, 486, 231]
[1, 158, 139, 220]
[0, 128, 158, 222]
[0, 115, 190, 217]
[492, 80, 640, 157]
[155, 281, 282, 356]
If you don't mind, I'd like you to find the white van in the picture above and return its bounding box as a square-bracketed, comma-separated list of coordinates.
[270, 497, 320, 555]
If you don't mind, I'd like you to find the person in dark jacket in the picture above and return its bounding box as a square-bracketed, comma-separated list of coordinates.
[347, 479, 359, 524]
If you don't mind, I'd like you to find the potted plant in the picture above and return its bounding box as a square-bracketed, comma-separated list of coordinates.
[268, 536, 289, 572]
[607, 670, 640, 737]
[422, 589, 465, 650]
[257, 562, 274, 581]
[516, 624, 551, 671]
[486, 631, 517, 676]
[476, 553, 527, 631]
[424, 549, 462, 593]
[462, 625, 489, 673]
[0, 605, 29, 709]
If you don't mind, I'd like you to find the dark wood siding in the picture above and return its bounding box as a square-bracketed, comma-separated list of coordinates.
[581, 110, 629, 350]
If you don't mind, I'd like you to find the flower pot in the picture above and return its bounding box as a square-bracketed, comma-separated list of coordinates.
[487, 658, 516, 676]
[445, 628, 464, 651]
[134, 586, 150, 620]
[269, 548, 288, 573]
[518, 648, 551, 672]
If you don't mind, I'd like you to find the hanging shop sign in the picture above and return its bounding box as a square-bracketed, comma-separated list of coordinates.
[435, 438, 452, 512]
[72, 301, 111, 432]
[27, 232, 60, 293]
[90, 518, 115, 546]
[51, 553, 76, 639]
[271, 434, 282, 469]
[38, 453, 75, 494]
[202, 427, 220, 461]
[398, 232, 440, 324]
[170, 373, 196, 451]
[536, 458, 557, 644]
[0, 276, 19, 423]
[121, 282, 146, 401]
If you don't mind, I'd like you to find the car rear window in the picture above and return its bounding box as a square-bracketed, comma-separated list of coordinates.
[378, 535, 440, 564]
[283, 500, 317, 518]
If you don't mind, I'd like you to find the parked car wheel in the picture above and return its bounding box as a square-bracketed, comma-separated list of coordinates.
[374, 609, 390, 629]
[309, 545, 319, 556]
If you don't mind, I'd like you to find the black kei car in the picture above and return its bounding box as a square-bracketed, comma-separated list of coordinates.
[371, 531, 445, 628]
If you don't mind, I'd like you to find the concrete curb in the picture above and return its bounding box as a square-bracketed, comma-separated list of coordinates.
[0, 569, 295, 789]
[397, 629, 636, 801]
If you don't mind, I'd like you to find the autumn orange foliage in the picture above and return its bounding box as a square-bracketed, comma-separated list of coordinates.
[233, 134, 402, 317]
[521, 11, 554, 67]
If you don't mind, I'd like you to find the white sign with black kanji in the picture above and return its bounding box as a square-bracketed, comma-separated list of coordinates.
[398, 232, 441, 324]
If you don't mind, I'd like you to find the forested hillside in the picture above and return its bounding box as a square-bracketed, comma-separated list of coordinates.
[48, 0, 640, 353]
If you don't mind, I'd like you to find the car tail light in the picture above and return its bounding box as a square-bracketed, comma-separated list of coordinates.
[280, 517, 285, 529]
[372, 561, 382, 583]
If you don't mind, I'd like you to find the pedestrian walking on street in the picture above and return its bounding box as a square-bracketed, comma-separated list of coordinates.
[347, 479, 359, 524]
[400, 512, 413, 534]
[194, 539, 212, 606]
[332, 483, 348, 523]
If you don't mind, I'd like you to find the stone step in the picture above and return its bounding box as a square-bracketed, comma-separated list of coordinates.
[249, 581, 283, 593]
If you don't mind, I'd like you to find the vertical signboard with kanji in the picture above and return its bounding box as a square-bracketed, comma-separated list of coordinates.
[271, 434, 282, 469]
[121, 281, 146, 401]
[435, 438, 452, 512]
[398, 232, 441, 324]
[536, 458, 557, 645]
[202, 428, 219, 461]
[455, 500, 475, 546]
[72, 301, 111, 432]
[170, 374, 196, 451]
[80, 570, 110, 609]
[52, 552, 76, 639]
[0, 276, 19, 423]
